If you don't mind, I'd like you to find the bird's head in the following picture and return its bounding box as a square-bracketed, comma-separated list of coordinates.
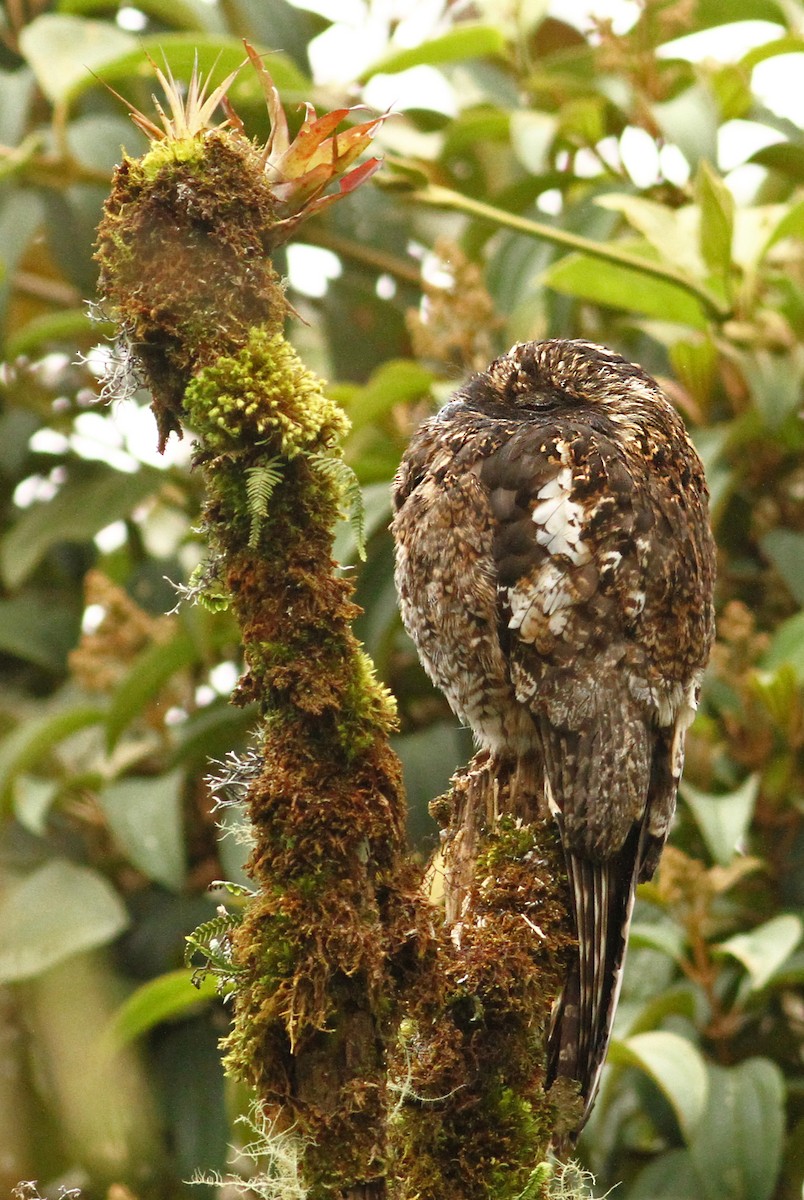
[459, 339, 665, 420]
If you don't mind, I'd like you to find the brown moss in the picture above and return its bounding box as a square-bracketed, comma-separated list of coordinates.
[95, 133, 286, 448]
[389, 760, 578, 1200]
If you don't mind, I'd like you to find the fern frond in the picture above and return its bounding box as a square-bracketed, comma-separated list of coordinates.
[246, 457, 284, 548]
[185, 908, 244, 990]
[310, 453, 366, 560]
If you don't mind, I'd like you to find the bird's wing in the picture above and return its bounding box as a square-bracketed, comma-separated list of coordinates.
[481, 417, 684, 1125]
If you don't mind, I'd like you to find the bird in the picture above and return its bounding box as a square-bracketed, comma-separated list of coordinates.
[391, 338, 716, 1131]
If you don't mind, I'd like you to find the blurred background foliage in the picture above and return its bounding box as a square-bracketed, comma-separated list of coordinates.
[0, 0, 803, 1197]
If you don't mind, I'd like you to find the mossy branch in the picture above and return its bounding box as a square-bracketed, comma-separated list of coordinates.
[95, 56, 429, 1199]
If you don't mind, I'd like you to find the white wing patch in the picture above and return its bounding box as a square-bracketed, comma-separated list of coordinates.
[505, 446, 594, 645]
[531, 462, 591, 566]
[507, 561, 573, 642]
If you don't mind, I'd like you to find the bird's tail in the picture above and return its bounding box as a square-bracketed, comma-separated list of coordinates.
[545, 823, 642, 1133]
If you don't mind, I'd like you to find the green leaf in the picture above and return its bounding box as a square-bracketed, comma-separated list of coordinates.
[442, 106, 510, 157]
[310, 454, 367, 560]
[697, 0, 785, 23]
[625, 983, 698, 1038]
[717, 914, 803, 992]
[710, 63, 753, 122]
[598, 195, 706, 278]
[105, 632, 198, 750]
[608, 1031, 708, 1142]
[104, 968, 218, 1050]
[168, 699, 255, 771]
[748, 665, 800, 732]
[763, 611, 804, 682]
[653, 81, 719, 168]
[0, 594, 80, 672]
[741, 347, 804, 432]
[739, 34, 804, 71]
[66, 113, 136, 174]
[0, 705, 106, 812]
[695, 160, 734, 284]
[332, 481, 392, 566]
[98, 771, 187, 890]
[13, 776, 60, 836]
[679, 774, 759, 867]
[0, 67, 36, 146]
[668, 334, 718, 407]
[60, 0, 217, 32]
[0, 188, 45, 317]
[83, 34, 310, 104]
[749, 143, 804, 183]
[628, 1149, 700, 1199]
[733, 205, 790, 273]
[338, 359, 434, 433]
[0, 463, 162, 590]
[185, 909, 243, 991]
[543, 252, 708, 329]
[218, 0, 324, 72]
[18, 15, 137, 105]
[0, 860, 128, 983]
[245, 457, 284, 548]
[510, 111, 557, 174]
[761, 198, 804, 253]
[688, 1060, 786, 1200]
[761, 529, 804, 606]
[629, 920, 686, 963]
[154, 1017, 228, 1180]
[362, 23, 506, 80]
[6, 307, 115, 359]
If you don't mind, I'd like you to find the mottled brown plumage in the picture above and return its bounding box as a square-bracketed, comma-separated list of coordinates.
[391, 339, 716, 1132]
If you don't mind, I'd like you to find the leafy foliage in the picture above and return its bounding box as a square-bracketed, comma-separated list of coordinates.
[0, 2, 803, 1198]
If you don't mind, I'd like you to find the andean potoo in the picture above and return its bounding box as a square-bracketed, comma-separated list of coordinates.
[391, 339, 716, 1131]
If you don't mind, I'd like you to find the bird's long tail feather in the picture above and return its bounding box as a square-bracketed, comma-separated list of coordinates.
[546, 823, 642, 1131]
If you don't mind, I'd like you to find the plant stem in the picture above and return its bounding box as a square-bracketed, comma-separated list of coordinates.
[408, 183, 732, 322]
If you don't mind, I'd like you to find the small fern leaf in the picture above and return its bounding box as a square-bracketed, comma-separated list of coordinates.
[184, 909, 244, 992]
[245, 457, 283, 548]
[310, 454, 367, 561]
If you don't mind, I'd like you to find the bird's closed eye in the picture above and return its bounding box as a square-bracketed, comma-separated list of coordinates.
[517, 390, 567, 413]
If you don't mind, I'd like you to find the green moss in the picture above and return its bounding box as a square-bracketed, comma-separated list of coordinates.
[336, 649, 399, 756]
[479, 815, 543, 868]
[184, 327, 349, 455]
[140, 133, 205, 177]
